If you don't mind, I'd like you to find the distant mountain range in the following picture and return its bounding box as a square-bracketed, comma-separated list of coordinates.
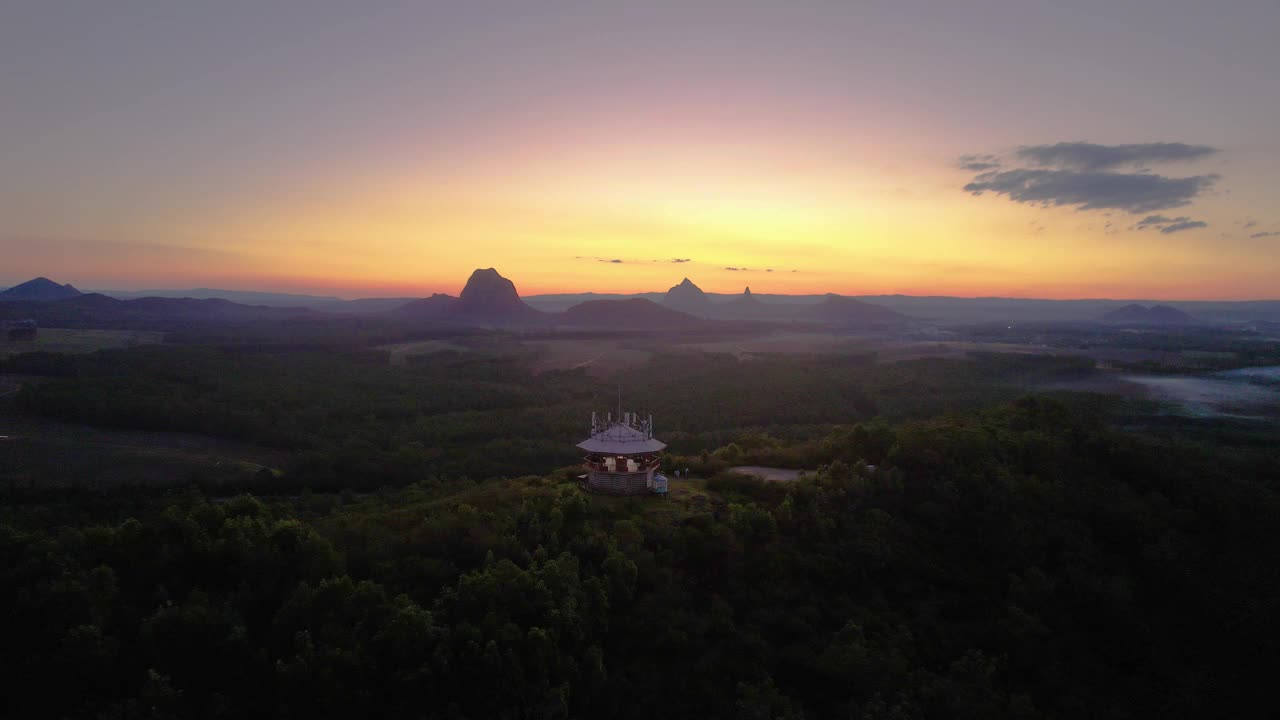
[6, 272, 1280, 327]
[87, 288, 415, 314]
[0, 277, 82, 301]
[0, 291, 313, 330]
[1099, 304, 1195, 325]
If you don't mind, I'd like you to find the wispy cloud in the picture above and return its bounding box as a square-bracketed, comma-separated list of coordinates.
[961, 141, 1220, 215]
[965, 169, 1217, 213]
[958, 153, 1001, 172]
[1158, 219, 1207, 234]
[1131, 215, 1207, 234]
[578, 255, 693, 265]
[1015, 141, 1218, 171]
[1250, 231, 1280, 239]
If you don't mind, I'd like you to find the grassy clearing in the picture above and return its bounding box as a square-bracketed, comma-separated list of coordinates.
[0, 394, 284, 491]
[376, 339, 473, 365]
[523, 338, 653, 375]
[0, 328, 163, 358]
[0, 436, 268, 490]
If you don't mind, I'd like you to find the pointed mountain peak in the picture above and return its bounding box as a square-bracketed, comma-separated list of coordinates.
[669, 277, 705, 293]
[743, 286, 752, 296]
[664, 277, 712, 315]
[1, 276, 83, 301]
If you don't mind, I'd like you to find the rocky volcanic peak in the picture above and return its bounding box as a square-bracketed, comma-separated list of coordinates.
[663, 277, 714, 316]
[1, 276, 83, 301]
[459, 268, 518, 310]
[725, 286, 763, 309]
[456, 268, 541, 321]
[713, 285, 775, 320]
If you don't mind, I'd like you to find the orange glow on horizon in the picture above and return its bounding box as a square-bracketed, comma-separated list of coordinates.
[5, 109, 1277, 302]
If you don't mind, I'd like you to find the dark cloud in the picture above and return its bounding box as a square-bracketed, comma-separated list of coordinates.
[1242, 219, 1258, 229]
[1132, 215, 1207, 233]
[964, 168, 1217, 213]
[1016, 142, 1218, 171]
[724, 267, 741, 271]
[1250, 231, 1280, 239]
[582, 255, 694, 264]
[1159, 220, 1207, 234]
[958, 153, 1001, 172]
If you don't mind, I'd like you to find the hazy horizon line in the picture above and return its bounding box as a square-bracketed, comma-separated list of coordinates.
[4, 276, 1277, 305]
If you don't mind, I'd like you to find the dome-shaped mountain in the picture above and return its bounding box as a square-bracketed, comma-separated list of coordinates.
[558, 298, 703, 330]
[802, 294, 908, 326]
[459, 268, 516, 311]
[1099, 304, 1193, 325]
[396, 293, 458, 317]
[663, 277, 714, 317]
[1, 276, 82, 301]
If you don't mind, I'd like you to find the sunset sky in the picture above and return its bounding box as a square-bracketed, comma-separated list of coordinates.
[2, 1, 1278, 299]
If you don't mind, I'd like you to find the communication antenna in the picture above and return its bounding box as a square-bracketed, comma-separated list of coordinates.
[617, 384, 622, 424]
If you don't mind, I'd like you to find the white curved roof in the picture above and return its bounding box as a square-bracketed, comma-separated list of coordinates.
[577, 422, 667, 454]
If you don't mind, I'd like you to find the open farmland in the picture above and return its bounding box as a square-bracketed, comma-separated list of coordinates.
[0, 328, 163, 358]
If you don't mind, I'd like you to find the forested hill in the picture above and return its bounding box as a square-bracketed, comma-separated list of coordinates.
[2, 395, 1278, 718]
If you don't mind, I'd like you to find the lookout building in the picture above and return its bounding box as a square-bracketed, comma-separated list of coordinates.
[578, 411, 667, 495]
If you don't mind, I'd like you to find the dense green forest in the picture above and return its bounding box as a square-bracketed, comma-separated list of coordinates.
[2, 340, 1278, 717]
[3, 344, 1100, 489]
[3, 397, 1278, 718]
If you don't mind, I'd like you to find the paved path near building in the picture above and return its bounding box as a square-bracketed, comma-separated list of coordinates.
[729, 466, 805, 482]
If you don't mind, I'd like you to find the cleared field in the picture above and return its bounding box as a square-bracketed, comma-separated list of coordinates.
[377, 339, 472, 365]
[0, 397, 285, 490]
[678, 331, 874, 358]
[0, 437, 271, 490]
[729, 465, 806, 482]
[524, 331, 877, 375]
[0, 327, 163, 357]
[523, 338, 653, 376]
